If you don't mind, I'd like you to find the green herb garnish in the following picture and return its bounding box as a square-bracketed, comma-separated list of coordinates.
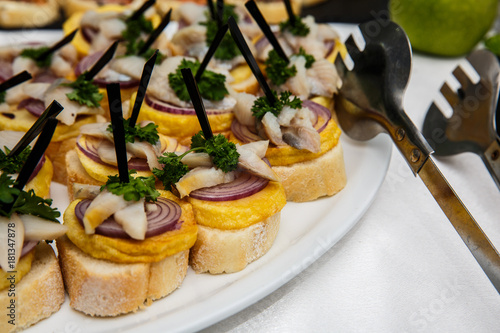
[140, 48, 164, 63]
[251, 90, 302, 120]
[168, 59, 228, 102]
[20, 46, 52, 68]
[265, 49, 297, 86]
[0, 173, 60, 222]
[153, 131, 240, 190]
[200, 5, 240, 60]
[297, 47, 315, 68]
[0, 146, 31, 174]
[122, 15, 154, 56]
[107, 119, 159, 145]
[62, 74, 103, 108]
[102, 170, 159, 202]
[0, 91, 6, 104]
[279, 16, 310, 37]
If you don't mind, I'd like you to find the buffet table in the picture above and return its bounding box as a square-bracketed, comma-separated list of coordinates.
[2, 21, 500, 332]
[201, 24, 500, 332]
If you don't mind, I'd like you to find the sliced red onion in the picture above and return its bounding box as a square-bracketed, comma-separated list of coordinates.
[75, 197, 183, 239]
[81, 27, 98, 43]
[27, 155, 46, 183]
[324, 40, 336, 58]
[189, 172, 269, 201]
[145, 94, 233, 115]
[231, 119, 261, 144]
[302, 100, 332, 133]
[33, 71, 58, 83]
[18, 98, 45, 117]
[76, 138, 151, 171]
[254, 35, 270, 55]
[0, 60, 13, 82]
[21, 241, 38, 258]
[75, 51, 103, 76]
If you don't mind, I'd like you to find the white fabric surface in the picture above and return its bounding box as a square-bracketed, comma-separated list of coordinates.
[201, 24, 500, 333]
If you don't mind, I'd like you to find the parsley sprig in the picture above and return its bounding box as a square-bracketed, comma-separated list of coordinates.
[265, 50, 297, 86]
[251, 90, 302, 120]
[106, 119, 159, 145]
[122, 15, 154, 56]
[102, 170, 159, 202]
[279, 16, 310, 37]
[153, 131, 240, 190]
[168, 59, 228, 102]
[297, 47, 315, 68]
[0, 174, 60, 222]
[0, 91, 5, 104]
[62, 74, 103, 108]
[20, 46, 52, 68]
[0, 146, 31, 174]
[200, 5, 240, 60]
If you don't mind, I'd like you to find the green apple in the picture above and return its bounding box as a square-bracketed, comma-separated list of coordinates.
[389, 0, 498, 56]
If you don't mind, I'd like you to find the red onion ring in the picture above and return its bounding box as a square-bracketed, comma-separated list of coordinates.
[33, 71, 58, 83]
[189, 172, 269, 201]
[324, 40, 336, 59]
[302, 100, 332, 133]
[231, 119, 261, 144]
[17, 98, 45, 117]
[21, 241, 38, 258]
[76, 137, 150, 171]
[0, 60, 13, 82]
[75, 197, 183, 239]
[81, 27, 98, 43]
[27, 155, 46, 183]
[145, 95, 233, 115]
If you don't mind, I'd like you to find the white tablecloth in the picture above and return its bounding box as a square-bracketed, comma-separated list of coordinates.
[202, 24, 500, 333]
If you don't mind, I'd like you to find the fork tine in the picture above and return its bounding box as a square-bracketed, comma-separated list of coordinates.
[452, 66, 472, 89]
[334, 53, 347, 78]
[467, 49, 500, 81]
[440, 82, 460, 108]
[344, 35, 362, 62]
[422, 102, 454, 155]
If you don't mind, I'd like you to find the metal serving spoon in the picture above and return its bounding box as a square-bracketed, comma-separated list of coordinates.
[334, 20, 500, 292]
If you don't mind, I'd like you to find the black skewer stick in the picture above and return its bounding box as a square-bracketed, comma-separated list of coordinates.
[227, 17, 276, 106]
[216, 0, 224, 26]
[0, 71, 32, 93]
[35, 29, 79, 62]
[83, 41, 119, 81]
[8, 100, 63, 157]
[181, 68, 213, 139]
[207, 0, 216, 20]
[138, 9, 172, 55]
[14, 117, 58, 191]
[245, 0, 289, 62]
[127, 0, 156, 22]
[283, 0, 296, 26]
[129, 50, 159, 128]
[195, 24, 229, 82]
[107, 83, 130, 183]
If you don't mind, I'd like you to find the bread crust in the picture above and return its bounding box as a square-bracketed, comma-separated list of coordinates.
[272, 142, 347, 202]
[0, 0, 60, 29]
[0, 242, 65, 333]
[190, 212, 280, 274]
[57, 235, 189, 316]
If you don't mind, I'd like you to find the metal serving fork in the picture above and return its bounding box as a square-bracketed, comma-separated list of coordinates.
[334, 20, 500, 292]
[422, 49, 500, 190]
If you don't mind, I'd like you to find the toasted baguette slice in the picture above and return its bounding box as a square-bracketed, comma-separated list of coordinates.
[0, 242, 65, 333]
[57, 235, 189, 317]
[65, 149, 104, 199]
[0, 0, 60, 29]
[273, 142, 347, 202]
[190, 212, 280, 274]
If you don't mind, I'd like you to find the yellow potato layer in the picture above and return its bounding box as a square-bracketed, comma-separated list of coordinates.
[187, 181, 286, 230]
[64, 191, 197, 263]
[25, 157, 53, 199]
[0, 250, 35, 291]
[229, 64, 259, 94]
[131, 92, 234, 138]
[63, 5, 161, 57]
[327, 39, 347, 63]
[230, 115, 341, 166]
[76, 133, 174, 183]
[0, 110, 102, 142]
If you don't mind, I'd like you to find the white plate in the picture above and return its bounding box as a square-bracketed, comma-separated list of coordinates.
[24, 134, 392, 333]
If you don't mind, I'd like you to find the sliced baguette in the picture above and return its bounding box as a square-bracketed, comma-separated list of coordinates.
[0, 242, 65, 333]
[0, 0, 60, 29]
[57, 235, 189, 317]
[272, 142, 347, 202]
[190, 212, 280, 274]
